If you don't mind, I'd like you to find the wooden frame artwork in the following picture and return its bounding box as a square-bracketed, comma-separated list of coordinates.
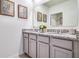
[18, 5, 28, 19]
[0, 0, 15, 17]
[37, 12, 42, 22]
[43, 14, 47, 22]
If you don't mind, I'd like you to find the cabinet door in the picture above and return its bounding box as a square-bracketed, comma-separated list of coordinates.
[50, 45, 72, 58]
[29, 39, 36, 58]
[24, 38, 28, 54]
[37, 42, 49, 58]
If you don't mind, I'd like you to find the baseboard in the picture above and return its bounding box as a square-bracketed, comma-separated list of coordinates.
[24, 53, 32, 58]
[8, 52, 24, 58]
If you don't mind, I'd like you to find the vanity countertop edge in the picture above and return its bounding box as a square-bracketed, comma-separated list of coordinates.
[22, 30, 77, 41]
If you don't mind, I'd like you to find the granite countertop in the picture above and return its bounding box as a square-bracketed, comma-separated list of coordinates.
[23, 30, 77, 41]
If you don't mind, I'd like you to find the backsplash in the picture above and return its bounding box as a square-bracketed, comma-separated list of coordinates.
[47, 29, 76, 35]
[23, 28, 76, 35]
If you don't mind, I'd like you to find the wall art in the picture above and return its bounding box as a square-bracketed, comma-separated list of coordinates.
[43, 14, 47, 22]
[18, 5, 28, 19]
[37, 12, 42, 22]
[0, 0, 15, 17]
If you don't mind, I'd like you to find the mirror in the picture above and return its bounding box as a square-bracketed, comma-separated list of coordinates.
[50, 12, 63, 26]
[33, 0, 78, 28]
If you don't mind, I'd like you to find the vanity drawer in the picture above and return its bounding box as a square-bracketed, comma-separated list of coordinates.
[29, 34, 36, 40]
[38, 35, 49, 43]
[51, 38, 72, 50]
[23, 33, 28, 38]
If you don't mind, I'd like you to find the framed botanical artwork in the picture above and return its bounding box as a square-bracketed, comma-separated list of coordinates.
[0, 0, 15, 17]
[43, 14, 47, 22]
[37, 12, 42, 22]
[18, 5, 28, 19]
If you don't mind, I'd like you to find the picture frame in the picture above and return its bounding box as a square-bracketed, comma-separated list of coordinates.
[18, 5, 28, 19]
[37, 12, 42, 22]
[0, 0, 15, 17]
[43, 14, 47, 22]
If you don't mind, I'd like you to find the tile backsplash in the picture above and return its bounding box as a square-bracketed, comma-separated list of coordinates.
[47, 29, 76, 35]
[23, 28, 76, 35]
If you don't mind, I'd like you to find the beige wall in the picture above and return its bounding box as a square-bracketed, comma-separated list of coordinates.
[0, 0, 33, 57]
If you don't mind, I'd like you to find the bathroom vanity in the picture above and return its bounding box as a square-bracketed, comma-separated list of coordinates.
[22, 29, 79, 58]
[22, 0, 79, 58]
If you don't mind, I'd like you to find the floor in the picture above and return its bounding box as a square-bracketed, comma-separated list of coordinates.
[19, 54, 30, 58]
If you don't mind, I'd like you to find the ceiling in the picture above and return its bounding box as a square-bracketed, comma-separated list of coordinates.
[34, 0, 49, 5]
[43, 0, 69, 7]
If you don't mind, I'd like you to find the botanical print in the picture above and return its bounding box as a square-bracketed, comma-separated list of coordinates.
[43, 14, 47, 22]
[37, 12, 42, 22]
[0, 0, 14, 16]
[8, 1, 14, 16]
[18, 5, 28, 19]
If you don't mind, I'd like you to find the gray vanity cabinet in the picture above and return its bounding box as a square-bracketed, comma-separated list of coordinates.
[23, 33, 29, 54]
[23, 31, 76, 58]
[50, 45, 72, 58]
[37, 35, 49, 58]
[24, 38, 29, 54]
[29, 34, 37, 58]
[50, 37, 73, 58]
